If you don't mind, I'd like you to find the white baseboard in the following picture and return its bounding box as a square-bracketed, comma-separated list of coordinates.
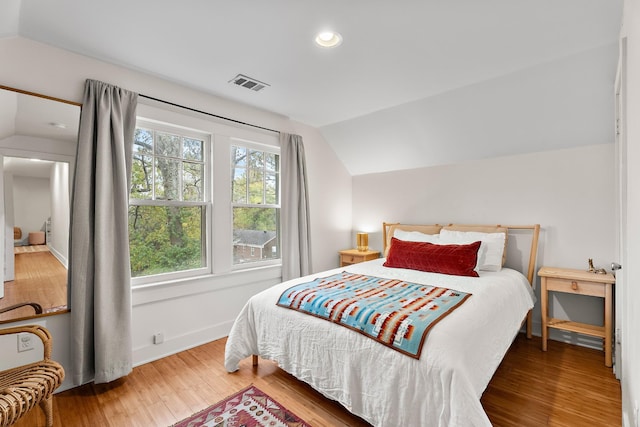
[132, 320, 235, 367]
[47, 244, 68, 269]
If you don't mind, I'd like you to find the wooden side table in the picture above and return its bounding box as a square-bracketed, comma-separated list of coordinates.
[339, 249, 380, 267]
[538, 266, 615, 367]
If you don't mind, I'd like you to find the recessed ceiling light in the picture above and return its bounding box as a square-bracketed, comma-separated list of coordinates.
[315, 31, 342, 48]
[49, 122, 67, 129]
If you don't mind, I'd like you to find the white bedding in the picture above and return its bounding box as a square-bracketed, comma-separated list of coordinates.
[224, 258, 535, 427]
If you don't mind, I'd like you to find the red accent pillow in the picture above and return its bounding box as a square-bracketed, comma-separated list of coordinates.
[384, 238, 481, 277]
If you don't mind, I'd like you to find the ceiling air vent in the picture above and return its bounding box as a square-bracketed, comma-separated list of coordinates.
[229, 74, 270, 92]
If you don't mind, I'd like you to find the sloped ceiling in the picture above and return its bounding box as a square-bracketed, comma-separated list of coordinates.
[1, 0, 623, 175]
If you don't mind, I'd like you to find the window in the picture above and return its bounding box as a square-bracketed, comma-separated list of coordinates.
[231, 145, 280, 265]
[129, 122, 210, 280]
[127, 105, 281, 285]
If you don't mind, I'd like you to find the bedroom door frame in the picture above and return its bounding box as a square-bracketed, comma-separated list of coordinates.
[614, 37, 627, 380]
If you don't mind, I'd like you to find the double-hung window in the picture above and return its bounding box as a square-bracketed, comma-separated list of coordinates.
[231, 144, 280, 265]
[127, 107, 281, 285]
[129, 120, 211, 282]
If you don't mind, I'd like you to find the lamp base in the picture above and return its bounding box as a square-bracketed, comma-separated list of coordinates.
[356, 232, 369, 252]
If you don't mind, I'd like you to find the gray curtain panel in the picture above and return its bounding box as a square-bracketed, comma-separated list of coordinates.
[68, 79, 138, 384]
[280, 133, 312, 281]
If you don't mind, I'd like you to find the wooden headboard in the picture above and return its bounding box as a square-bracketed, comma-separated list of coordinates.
[383, 222, 541, 337]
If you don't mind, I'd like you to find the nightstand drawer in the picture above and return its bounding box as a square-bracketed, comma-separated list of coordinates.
[338, 249, 380, 267]
[545, 277, 606, 297]
[340, 254, 358, 265]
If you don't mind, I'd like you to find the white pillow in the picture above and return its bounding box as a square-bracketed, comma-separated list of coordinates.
[393, 229, 441, 244]
[439, 229, 506, 271]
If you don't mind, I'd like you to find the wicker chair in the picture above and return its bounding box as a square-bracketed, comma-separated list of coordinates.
[0, 325, 65, 427]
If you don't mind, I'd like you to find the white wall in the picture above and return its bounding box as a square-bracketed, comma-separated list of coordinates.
[620, 2, 640, 425]
[0, 36, 351, 391]
[0, 314, 68, 376]
[0, 134, 76, 159]
[0, 88, 16, 140]
[0, 322, 45, 370]
[353, 144, 616, 346]
[12, 175, 50, 236]
[49, 161, 69, 265]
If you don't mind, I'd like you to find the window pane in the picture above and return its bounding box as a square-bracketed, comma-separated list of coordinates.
[183, 162, 203, 201]
[248, 168, 264, 204]
[232, 146, 246, 167]
[134, 128, 153, 155]
[265, 172, 277, 204]
[231, 145, 280, 267]
[249, 149, 264, 169]
[129, 205, 204, 277]
[265, 152, 278, 172]
[131, 154, 153, 199]
[233, 207, 279, 264]
[155, 157, 181, 200]
[156, 132, 181, 158]
[232, 167, 247, 203]
[183, 137, 203, 161]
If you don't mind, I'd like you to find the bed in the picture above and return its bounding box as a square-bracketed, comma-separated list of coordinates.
[225, 223, 540, 426]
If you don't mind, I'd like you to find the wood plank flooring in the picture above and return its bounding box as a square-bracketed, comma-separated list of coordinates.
[482, 335, 621, 426]
[0, 249, 67, 322]
[12, 334, 621, 427]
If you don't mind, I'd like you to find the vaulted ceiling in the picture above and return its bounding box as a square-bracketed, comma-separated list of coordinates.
[1, 0, 623, 174]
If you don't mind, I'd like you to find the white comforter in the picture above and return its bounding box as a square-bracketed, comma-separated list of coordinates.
[224, 259, 535, 427]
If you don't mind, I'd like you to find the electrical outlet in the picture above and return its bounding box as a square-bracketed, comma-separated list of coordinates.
[17, 333, 34, 352]
[153, 333, 164, 345]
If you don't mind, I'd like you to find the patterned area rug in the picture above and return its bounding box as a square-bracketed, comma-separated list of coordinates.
[171, 385, 311, 427]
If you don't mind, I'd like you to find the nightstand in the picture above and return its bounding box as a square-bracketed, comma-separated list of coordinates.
[538, 266, 615, 367]
[339, 249, 380, 267]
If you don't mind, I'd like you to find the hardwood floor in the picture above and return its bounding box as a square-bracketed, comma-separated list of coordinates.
[13, 334, 621, 427]
[0, 249, 67, 322]
[482, 335, 621, 426]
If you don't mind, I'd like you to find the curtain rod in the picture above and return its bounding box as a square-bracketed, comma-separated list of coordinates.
[139, 93, 280, 134]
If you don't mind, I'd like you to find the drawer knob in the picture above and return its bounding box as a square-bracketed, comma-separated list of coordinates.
[571, 281, 578, 290]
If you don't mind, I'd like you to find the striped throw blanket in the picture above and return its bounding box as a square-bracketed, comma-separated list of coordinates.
[276, 271, 471, 358]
